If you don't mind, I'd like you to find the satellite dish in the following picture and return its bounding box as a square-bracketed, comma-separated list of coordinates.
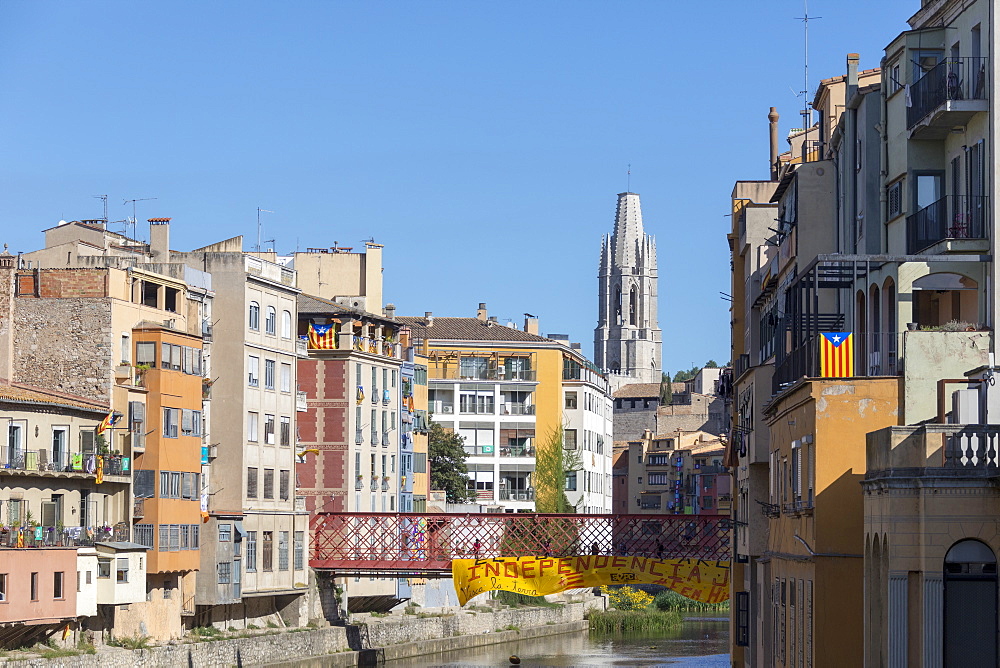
[57, 220, 69, 226]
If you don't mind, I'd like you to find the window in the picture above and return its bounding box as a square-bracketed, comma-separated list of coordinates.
[278, 531, 289, 571]
[265, 306, 276, 335]
[219, 524, 232, 542]
[565, 471, 577, 491]
[565, 392, 578, 409]
[116, 558, 129, 583]
[134, 524, 154, 548]
[247, 412, 259, 442]
[264, 359, 275, 390]
[279, 470, 290, 500]
[264, 414, 275, 444]
[0, 573, 6, 601]
[53, 572, 64, 599]
[888, 61, 901, 95]
[280, 363, 292, 392]
[282, 310, 292, 339]
[648, 473, 670, 485]
[163, 408, 179, 438]
[887, 180, 903, 219]
[262, 532, 273, 571]
[263, 469, 274, 499]
[129, 401, 146, 450]
[248, 356, 259, 387]
[98, 560, 111, 579]
[564, 429, 577, 450]
[280, 416, 291, 446]
[247, 467, 258, 498]
[294, 531, 304, 570]
[249, 302, 260, 330]
[136, 341, 156, 366]
[735, 591, 750, 646]
[181, 409, 202, 437]
[30, 572, 38, 601]
[246, 532, 257, 572]
[218, 561, 232, 584]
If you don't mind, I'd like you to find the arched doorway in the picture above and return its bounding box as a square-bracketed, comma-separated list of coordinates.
[944, 539, 997, 666]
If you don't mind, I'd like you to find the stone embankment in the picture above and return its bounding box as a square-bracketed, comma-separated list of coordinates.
[0, 601, 596, 667]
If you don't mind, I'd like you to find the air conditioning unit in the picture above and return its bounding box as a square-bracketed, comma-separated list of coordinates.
[442, 406, 453, 414]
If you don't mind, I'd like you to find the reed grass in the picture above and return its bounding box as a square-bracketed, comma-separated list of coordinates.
[652, 589, 729, 613]
[586, 609, 683, 634]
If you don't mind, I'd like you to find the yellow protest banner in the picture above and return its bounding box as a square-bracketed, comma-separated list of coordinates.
[452, 555, 729, 606]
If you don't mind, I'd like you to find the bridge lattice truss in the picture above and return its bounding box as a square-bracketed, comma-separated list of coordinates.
[310, 512, 732, 574]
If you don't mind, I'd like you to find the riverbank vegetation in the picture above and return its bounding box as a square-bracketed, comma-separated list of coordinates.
[586, 586, 684, 633]
[652, 589, 729, 613]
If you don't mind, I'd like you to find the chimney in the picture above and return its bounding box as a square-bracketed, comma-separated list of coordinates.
[149, 218, 171, 260]
[476, 303, 488, 321]
[846, 53, 860, 99]
[384, 303, 396, 318]
[768, 107, 780, 181]
[524, 316, 539, 336]
[424, 311, 434, 326]
[488, 316, 498, 324]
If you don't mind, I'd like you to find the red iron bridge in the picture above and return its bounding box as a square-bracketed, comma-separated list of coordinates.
[310, 512, 732, 576]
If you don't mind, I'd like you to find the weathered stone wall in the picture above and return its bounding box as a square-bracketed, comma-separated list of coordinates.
[13, 297, 113, 403]
[613, 406, 656, 441]
[2, 603, 591, 668]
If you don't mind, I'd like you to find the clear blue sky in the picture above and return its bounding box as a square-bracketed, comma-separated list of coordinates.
[0, 1, 912, 375]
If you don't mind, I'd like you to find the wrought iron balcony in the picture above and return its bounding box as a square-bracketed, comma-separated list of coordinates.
[907, 57, 988, 135]
[906, 195, 988, 253]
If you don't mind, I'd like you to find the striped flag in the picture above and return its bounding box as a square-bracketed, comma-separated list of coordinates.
[96, 411, 122, 436]
[308, 323, 338, 349]
[819, 332, 854, 377]
[356, 385, 365, 405]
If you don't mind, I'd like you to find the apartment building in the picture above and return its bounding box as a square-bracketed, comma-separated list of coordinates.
[730, 2, 998, 661]
[398, 305, 613, 513]
[169, 239, 308, 627]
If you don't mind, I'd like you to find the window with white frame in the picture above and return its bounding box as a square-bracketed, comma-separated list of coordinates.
[248, 356, 259, 387]
[280, 363, 292, 392]
[264, 359, 275, 390]
[265, 306, 276, 335]
[282, 310, 292, 339]
[249, 302, 260, 330]
[247, 412, 259, 442]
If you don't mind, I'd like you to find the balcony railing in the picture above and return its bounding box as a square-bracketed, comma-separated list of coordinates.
[499, 444, 535, 458]
[907, 57, 988, 129]
[499, 488, 534, 501]
[355, 430, 364, 445]
[464, 445, 496, 457]
[133, 497, 146, 518]
[906, 195, 987, 254]
[1, 450, 129, 477]
[355, 478, 363, 490]
[381, 480, 390, 491]
[0, 522, 128, 548]
[370, 478, 379, 491]
[944, 425, 1000, 469]
[382, 432, 391, 447]
[500, 403, 535, 415]
[371, 430, 379, 446]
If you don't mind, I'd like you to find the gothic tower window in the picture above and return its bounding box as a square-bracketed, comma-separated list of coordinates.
[629, 285, 638, 326]
[615, 286, 623, 325]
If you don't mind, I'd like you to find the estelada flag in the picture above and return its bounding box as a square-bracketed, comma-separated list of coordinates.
[820, 332, 854, 377]
[96, 411, 122, 436]
[308, 323, 338, 349]
[356, 385, 365, 405]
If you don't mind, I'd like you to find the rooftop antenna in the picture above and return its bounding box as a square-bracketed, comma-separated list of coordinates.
[627, 164, 631, 193]
[256, 208, 274, 252]
[795, 0, 821, 163]
[93, 195, 108, 223]
[123, 197, 156, 240]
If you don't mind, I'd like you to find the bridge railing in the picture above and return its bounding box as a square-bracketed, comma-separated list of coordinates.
[309, 512, 730, 571]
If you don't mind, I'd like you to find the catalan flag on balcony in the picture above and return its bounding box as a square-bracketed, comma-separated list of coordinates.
[96, 411, 122, 436]
[820, 332, 855, 377]
[308, 323, 338, 349]
[356, 385, 365, 405]
[95, 455, 104, 485]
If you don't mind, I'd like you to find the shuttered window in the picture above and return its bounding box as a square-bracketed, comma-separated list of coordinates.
[134, 469, 155, 498]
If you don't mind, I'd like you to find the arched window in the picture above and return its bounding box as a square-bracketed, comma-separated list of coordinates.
[944, 539, 997, 666]
[265, 306, 277, 335]
[282, 310, 292, 339]
[614, 286, 623, 325]
[629, 286, 638, 326]
[249, 301, 260, 331]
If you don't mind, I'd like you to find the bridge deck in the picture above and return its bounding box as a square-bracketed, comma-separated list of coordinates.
[310, 512, 731, 573]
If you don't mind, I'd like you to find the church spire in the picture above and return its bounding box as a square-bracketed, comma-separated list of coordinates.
[611, 192, 645, 267]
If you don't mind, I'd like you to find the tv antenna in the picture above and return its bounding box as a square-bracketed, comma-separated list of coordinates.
[256, 208, 274, 252]
[93, 195, 108, 223]
[123, 197, 156, 240]
[627, 164, 631, 192]
[794, 0, 821, 162]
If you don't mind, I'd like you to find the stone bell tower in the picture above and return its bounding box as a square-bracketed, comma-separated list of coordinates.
[594, 192, 662, 390]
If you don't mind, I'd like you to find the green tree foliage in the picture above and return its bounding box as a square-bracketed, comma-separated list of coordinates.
[670, 359, 722, 383]
[704, 360, 720, 368]
[533, 427, 580, 513]
[659, 371, 673, 404]
[428, 423, 475, 503]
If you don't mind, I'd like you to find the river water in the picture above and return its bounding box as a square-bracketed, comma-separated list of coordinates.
[393, 616, 729, 667]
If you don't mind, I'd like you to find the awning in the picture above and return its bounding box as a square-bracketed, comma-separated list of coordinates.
[234, 521, 248, 540]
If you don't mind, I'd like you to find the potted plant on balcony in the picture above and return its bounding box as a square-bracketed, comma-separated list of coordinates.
[134, 363, 151, 386]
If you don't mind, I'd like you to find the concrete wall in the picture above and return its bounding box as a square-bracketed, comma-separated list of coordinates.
[901, 330, 990, 424]
[0, 547, 78, 624]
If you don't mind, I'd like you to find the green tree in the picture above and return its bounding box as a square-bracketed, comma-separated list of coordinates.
[533, 427, 580, 513]
[428, 423, 475, 504]
[659, 372, 673, 404]
[704, 360, 720, 368]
